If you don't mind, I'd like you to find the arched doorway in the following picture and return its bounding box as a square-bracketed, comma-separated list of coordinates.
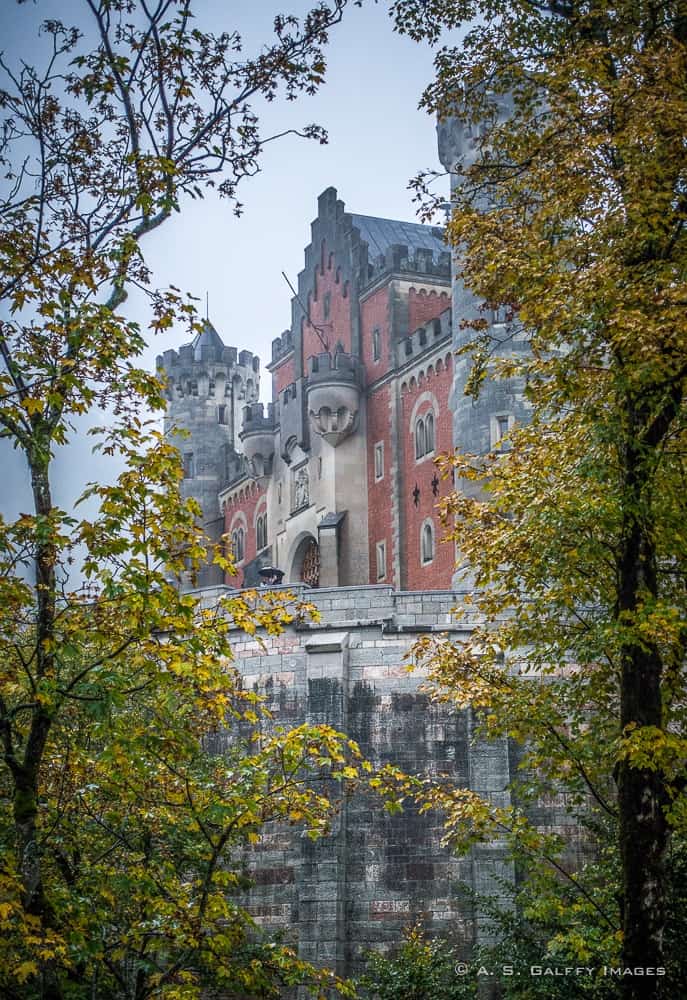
[289, 534, 320, 588]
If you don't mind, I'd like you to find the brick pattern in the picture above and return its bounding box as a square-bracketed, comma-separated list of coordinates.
[222, 481, 267, 587]
[360, 285, 390, 379]
[400, 352, 454, 591]
[408, 286, 451, 331]
[365, 384, 394, 586]
[302, 242, 352, 363]
[271, 352, 295, 396]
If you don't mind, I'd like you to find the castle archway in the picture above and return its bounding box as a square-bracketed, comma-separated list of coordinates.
[287, 532, 320, 588]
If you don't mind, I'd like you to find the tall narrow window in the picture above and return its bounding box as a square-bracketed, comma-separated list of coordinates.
[374, 442, 384, 481]
[323, 292, 331, 320]
[421, 521, 434, 564]
[231, 527, 245, 562]
[425, 412, 435, 454]
[256, 513, 267, 551]
[376, 541, 387, 580]
[491, 414, 512, 449]
[218, 404, 227, 425]
[415, 417, 426, 459]
[372, 328, 381, 361]
[183, 452, 194, 478]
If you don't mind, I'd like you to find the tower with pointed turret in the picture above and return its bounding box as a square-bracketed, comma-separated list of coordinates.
[157, 321, 260, 587]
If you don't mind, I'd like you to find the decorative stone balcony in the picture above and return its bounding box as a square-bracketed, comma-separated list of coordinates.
[306, 352, 363, 447]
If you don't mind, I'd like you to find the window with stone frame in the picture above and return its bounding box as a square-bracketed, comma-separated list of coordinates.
[491, 413, 513, 450]
[374, 442, 384, 481]
[372, 327, 381, 361]
[183, 452, 194, 478]
[231, 526, 245, 563]
[415, 417, 426, 459]
[421, 520, 435, 564]
[425, 412, 435, 454]
[256, 512, 267, 551]
[415, 409, 437, 459]
[375, 541, 387, 580]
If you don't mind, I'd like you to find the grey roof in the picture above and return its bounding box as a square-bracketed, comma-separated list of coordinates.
[350, 213, 446, 259]
[192, 320, 225, 360]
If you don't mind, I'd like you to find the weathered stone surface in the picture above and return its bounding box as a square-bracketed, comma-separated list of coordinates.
[222, 586, 514, 979]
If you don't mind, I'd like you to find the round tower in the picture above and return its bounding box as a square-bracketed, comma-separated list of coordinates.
[437, 95, 532, 466]
[156, 321, 260, 584]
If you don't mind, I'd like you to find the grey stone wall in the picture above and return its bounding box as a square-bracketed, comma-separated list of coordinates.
[200, 585, 518, 978]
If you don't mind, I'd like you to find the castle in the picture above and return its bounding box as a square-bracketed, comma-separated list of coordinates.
[153, 120, 563, 980]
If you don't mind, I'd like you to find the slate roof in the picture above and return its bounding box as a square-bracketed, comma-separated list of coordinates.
[350, 213, 446, 259]
[191, 320, 225, 360]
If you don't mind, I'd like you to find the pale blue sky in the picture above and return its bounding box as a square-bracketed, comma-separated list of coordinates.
[1, 0, 448, 516]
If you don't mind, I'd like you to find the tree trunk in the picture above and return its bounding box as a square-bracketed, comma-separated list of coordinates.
[616, 418, 669, 1000]
[13, 447, 63, 1000]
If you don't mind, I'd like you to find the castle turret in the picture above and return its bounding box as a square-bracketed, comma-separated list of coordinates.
[239, 401, 276, 479]
[437, 97, 531, 466]
[157, 320, 260, 586]
[306, 350, 363, 447]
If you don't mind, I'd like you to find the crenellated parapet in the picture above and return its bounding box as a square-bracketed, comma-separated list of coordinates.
[397, 307, 452, 366]
[157, 348, 259, 405]
[270, 329, 294, 366]
[363, 241, 451, 290]
[306, 351, 363, 447]
[239, 402, 277, 479]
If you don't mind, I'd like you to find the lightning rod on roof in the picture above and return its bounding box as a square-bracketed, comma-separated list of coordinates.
[281, 271, 329, 353]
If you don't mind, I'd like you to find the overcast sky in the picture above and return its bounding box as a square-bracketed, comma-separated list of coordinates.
[1, 0, 448, 517]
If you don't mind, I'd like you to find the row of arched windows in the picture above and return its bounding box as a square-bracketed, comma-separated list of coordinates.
[229, 512, 268, 565]
[415, 411, 435, 459]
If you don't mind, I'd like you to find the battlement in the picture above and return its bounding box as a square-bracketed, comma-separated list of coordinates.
[157, 330, 260, 402]
[157, 343, 240, 371]
[270, 330, 294, 365]
[397, 306, 452, 365]
[280, 381, 300, 407]
[220, 451, 250, 493]
[241, 401, 277, 435]
[363, 241, 451, 290]
[307, 350, 363, 387]
[240, 350, 260, 372]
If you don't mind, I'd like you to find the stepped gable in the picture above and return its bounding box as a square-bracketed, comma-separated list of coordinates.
[287, 187, 450, 366]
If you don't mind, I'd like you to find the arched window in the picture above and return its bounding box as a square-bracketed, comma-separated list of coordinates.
[421, 521, 434, 564]
[415, 417, 426, 459]
[425, 412, 435, 454]
[372, 328, 381, 361]
[231, 527, 244, 563]
[256, 513, 267, 551]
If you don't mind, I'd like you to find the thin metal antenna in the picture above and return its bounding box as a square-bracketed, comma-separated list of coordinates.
[206, 291, 209, 321]
[281, 271, 329, 352]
